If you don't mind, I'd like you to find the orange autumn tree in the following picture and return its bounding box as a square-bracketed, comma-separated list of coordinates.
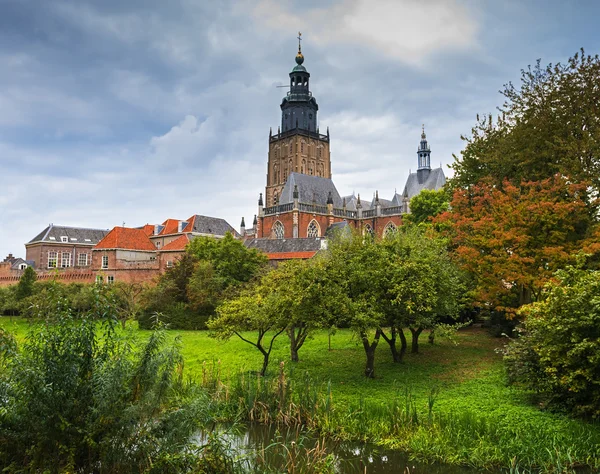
[435, 175, 598, 315]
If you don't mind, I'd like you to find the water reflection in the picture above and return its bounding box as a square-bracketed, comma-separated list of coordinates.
[199, 424, 496, 473]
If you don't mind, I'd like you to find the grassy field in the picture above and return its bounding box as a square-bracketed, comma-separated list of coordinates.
[3, 317, 599, 472]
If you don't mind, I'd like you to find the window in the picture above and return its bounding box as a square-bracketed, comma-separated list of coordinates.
[19, 263, 27, 270]
[49, 236, 56, 241]
[307, 220, 320, 238]
[96, 275, 103, 284]
[102, 255, 109, 269]
[78, 253, 88, 266]
[155, 241, 161, 248]
[289, 143, 293, 154]
[167, 261, 173, 268]
[383, 222, 397, 238]
[48, 251, 57, 268]
[107, 275, 114, 284]
[363, 224, 374, 239]
[61, 236, 68, 243]
[70, 237, 77, 241]
[273, 221, 284, 239]
[61, 252, 71, 268]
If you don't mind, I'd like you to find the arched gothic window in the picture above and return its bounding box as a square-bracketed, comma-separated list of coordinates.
[307, 220, 320, 238]
[273, 221, 284, 239]
[363, 224, 374, 239]
[383, 222, 397, 238]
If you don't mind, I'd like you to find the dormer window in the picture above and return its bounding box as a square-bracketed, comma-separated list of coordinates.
[70, 238, 77, 241]
[61, 236, 68, 243]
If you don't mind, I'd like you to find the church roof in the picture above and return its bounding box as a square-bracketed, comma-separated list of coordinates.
[279, 173, 343, 207]
[402, 168, 446, 200]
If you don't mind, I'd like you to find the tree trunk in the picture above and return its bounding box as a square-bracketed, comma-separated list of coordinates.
[381, 326, 405, 363]
[428, 329, 435, 345]
[362, 329, 382, 378]
[288, 325, 308, 363]
[409, 327, 423, 354]
[260, 348, 270, 377]
[399, 327, 407, 356]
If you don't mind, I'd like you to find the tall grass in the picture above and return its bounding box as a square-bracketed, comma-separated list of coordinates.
[196, 360, 600, 473]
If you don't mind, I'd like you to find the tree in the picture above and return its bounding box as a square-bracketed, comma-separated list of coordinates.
[208, 272, 287, 376]
[187, 232, 267, 287]
[276, 258, 349, 362]
[382, 227, 464, 355]
[327, 232, 388, 378]
[504, 265, 600, 418]
[15, 266, 36, 301]
[435, 175, 598, 314]
[405, 189, 449, 226]
[450, 50, 600, 194]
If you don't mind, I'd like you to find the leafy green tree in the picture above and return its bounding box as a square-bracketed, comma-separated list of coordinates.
[271, 258, 349, 362]
[140, 234, 268, 329]
[382, 227, 464, 355]
[450, 50, 600, 194]
[327, 232, 388, 378]
[208, 273, 287, 376]
[505, 265, 600, 417]
[187, 232, 268, 287]
[15, 266, 36, 301]
[405, 189, 449, 226]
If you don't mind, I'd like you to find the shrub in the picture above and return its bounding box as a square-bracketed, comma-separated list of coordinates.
[0, 287, 204, 473]
[504, 265, 600, 417]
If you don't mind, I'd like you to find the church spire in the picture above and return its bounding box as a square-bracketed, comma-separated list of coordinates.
[417, 124, 431, 171]
[280, 34, 318, 133]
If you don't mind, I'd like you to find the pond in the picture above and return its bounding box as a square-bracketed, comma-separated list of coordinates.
[200, 424, 499, 473]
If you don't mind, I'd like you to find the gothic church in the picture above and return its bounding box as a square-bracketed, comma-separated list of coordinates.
[243, 36, 445, 244]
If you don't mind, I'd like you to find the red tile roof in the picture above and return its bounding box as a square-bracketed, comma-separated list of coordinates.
[266, 251, 317, 260]
[160, 219, 180, 236]
[141, 224, 155, 236]
[161, 234, 191, 251]
[95, 227, 156, 251]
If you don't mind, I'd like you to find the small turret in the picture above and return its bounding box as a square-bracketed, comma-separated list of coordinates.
[258, 193, 264, 217]
[240, 217, 246, 236]
[417, 124, 431, 184]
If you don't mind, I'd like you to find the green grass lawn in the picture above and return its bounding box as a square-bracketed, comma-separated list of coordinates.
[3, 317, 599, 472]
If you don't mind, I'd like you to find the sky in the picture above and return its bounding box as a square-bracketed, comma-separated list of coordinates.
[1, 0, 600, 258]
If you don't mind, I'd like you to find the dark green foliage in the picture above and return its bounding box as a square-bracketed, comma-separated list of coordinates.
[505, 265, 600, 418]
[139, 233, 267, 330]
[405, 188, 450, 226]
[450, 49, 600, 194]
[14, 266, 36, 300]
[0, 287, 204, 473]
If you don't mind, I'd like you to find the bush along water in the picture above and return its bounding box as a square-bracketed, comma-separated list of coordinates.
[196, 360, 600, 473]
[0, 286, 242, 473]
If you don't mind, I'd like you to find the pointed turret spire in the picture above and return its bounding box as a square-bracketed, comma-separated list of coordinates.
[253, 215, 257, 226]
[258, 193, 264, 206]
[356, 193, 362, 208]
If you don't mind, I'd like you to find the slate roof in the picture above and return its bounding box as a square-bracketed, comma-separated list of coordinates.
[95, 227, 156, 251]
[279, 173, 343, 207]
[391, 193, 403, 207]
[28, 225, 109, 245]
[185, 214, 239, 237]
[402, 168, 446, 200]
[245, 238, 323, 254]
[10, 258, 35, 269]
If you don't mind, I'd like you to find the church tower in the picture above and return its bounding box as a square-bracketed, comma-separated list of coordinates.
[265, 34, 332, 207]
[416, 125, 431, 184]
